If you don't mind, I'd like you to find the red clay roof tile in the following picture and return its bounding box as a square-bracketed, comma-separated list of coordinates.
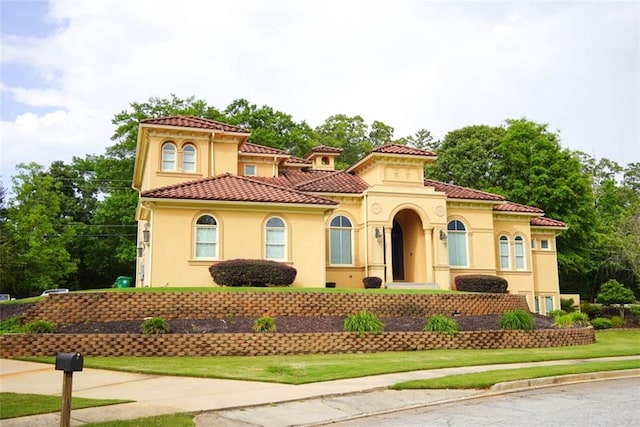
[142, 173, 337, 206]
[304, 145, 344, 158]
[494, 202, 544, 214]
[239, 142, 289, 156]
[424, 179, 505, 201]
[256, 170, 369, 194]
[141, 116, 249, 133]
[530, 217, 567, 228]
[373, 144, 436, 157]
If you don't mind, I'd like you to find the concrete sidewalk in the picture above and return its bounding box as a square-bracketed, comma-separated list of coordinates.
[1, 357, 639, 426]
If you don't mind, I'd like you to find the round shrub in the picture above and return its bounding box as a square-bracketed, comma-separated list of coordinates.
[590, 317, 612, 329]
[343, 310, 384, 337]
[629, 305, 640, 316]
[454, 275, 508, 293]
[610, 316, 625, 328]
[498, 309, 534, 331]
[24, 320, 56, 333]
[209, 259, 297, 287]
[253, 316, 277, 333]
[580, 303, 602, 320]
[424, 315, 459, 336]
[141, 317, 170, 334]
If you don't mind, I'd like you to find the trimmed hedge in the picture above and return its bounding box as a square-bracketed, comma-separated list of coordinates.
[454, 275, 508, 293]
[209, 259, 296, 287]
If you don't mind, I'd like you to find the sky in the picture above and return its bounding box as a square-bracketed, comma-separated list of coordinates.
[1, 0, 639, 192]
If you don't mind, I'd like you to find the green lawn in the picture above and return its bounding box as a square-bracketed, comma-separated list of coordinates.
[24, 330, 640, 384]
[0, 392, 130, 420]
[391, 359, 640, 390]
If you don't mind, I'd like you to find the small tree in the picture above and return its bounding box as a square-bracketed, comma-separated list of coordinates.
[597, 279, 636, 318]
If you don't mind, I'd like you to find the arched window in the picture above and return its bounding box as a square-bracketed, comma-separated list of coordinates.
[195, 215, 217, 259]
[162, 142, 176, 171]
[265, 217, 286, 260]
[499, 235, 510, 269]
[329, 215, 353, 265]
[447, 220, 467, 267]
[321, 156, 330, 165]
[182, 144, 196, 173]
[514, 236, 526, 269]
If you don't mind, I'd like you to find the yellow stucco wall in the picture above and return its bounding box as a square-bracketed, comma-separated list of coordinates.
[139, 202, 329, 288]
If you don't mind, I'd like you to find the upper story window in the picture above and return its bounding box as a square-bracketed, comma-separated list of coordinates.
[321, 156, 330, 165]
[162, 142, 176, 171]
[182, 144, 196, 173]
[447, 220, 468, 267]
[265, 217, 286, 261]
[329, 215, 353, 265]
[540, 239, 550, 250]
[244, 164, 256, 176]
[499, 235, 510, 269]
[514, 235, 526, 269]
[195, 214, 218, 259]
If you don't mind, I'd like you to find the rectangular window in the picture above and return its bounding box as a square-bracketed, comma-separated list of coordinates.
[531, 239, 536, 249]
[244, 164, 256, 176]
[330, 229, 352, 264]
[540, 239, 550, 250]
[499, 240, 509, 269]
[534, 296, 540, 314]
[266, 229, 285, 260]
[545, 296, 554, 313]
[515, 242, 525, 269]
[448, 233, 467, 267]
[196, 228, 216, 258]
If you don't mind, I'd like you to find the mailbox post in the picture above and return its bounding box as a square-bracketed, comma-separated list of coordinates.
[55, 352, 83, 427]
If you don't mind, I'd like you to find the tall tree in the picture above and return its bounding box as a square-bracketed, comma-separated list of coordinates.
[5, 163, 77, 296]
[398, 129, 438, 151]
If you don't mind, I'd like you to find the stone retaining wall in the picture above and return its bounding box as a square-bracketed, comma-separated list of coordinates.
[23, 292, 530, 324]
[0, 328, 595, 357]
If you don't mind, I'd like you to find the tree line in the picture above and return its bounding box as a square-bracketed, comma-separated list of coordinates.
[1, 95, 638, 300]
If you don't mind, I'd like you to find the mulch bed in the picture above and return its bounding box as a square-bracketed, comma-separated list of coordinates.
[50, 314, 558, 334]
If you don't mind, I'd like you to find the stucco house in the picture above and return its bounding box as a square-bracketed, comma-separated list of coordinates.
[132, 116, 567, 314]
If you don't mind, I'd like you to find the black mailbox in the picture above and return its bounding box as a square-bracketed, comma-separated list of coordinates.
[55, 352, 83, 372]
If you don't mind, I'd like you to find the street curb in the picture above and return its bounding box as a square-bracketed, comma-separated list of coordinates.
[297, 370, 640, 427]
[489, 368, 640, 392]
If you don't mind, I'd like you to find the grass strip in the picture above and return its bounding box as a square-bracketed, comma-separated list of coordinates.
[391, 359, 640, 390]
[22, 330, 640, 384]
[84, 413, 194, 426]
[0, 392, 130, 420]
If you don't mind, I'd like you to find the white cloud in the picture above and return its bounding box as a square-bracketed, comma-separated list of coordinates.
[1, 0, 638, 189]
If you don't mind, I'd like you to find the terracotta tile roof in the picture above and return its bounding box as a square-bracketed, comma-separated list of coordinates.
[424, 179, 505, 201]
[257, 170, 369, 194]
[373, 144, 436, 157]
[494, 202, 544, 214]
[530, 217, 567, 228]
[283, 156, 312, 166]
[304, 145, 344, 158]
[239, 142, 289, 156]
[141, 116, 249, 133]
[141, 173, 337, 206]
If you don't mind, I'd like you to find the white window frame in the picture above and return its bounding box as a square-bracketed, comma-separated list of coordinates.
[540, 239, 550, 250]
[182, 144, 196, 173]
[244, 164, 257, 176]
[162, 142, 177, 171]
[265, 216, 287, 261]
[194, 214, 218, 259]
[329, 215, 353, 265]
[499, 235, 510, 269]
[447, 220, 468, 267]
[514, 235, 526, 269]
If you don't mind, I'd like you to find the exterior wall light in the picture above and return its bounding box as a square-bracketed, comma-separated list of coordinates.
[439, 229, 447, 244]
[375, 227, 383, 242]
[137, 244, 144, 258]
[142, 222, 150, 244]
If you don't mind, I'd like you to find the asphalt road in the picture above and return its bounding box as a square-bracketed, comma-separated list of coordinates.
[330, 377, 640, 427]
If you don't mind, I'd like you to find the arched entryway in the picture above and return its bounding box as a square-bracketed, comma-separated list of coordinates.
[391, 209, 425, 282]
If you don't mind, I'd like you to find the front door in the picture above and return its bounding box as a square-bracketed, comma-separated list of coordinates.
[391, 220, 404, 280]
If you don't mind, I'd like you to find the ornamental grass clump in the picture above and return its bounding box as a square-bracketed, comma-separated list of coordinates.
[343, 310, 384, 337]
[423, 315, 459, 336]
[554, 312, 590, 328]
[498, 309, 534, 332]
[24, 320, 56, 333]
[253, 316, 277, 333]
[141, 317, 170, 334]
